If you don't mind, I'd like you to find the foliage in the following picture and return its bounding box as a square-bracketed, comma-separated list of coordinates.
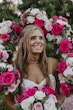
[18, 0, 73, 28]
[0, 0, 22, 23]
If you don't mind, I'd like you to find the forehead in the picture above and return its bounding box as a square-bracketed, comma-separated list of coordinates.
[31, 29, 43, 36]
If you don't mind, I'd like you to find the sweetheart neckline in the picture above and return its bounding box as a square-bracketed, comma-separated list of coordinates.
[23, 78, 46, 85]
[23, 74, 54, 85]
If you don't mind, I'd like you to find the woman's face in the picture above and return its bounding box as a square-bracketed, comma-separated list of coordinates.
[30, 29, 45, 54]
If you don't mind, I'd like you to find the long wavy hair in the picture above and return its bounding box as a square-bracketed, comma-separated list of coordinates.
[14, 25, 50, 93]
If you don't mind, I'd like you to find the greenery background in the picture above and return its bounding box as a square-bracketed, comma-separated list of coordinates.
[0, 0, 73, 109]
[0, 0, 73, 28]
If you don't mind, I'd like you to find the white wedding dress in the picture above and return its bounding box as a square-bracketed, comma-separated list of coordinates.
[22, 74, 56, 91]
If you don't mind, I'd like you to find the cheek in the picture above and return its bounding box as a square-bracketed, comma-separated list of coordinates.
[30, 40, 34, 46]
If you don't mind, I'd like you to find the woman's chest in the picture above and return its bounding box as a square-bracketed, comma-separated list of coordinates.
[27, 65, 45, 84]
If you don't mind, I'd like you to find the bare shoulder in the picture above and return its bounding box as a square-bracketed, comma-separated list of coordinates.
[47, 57, 58, 74]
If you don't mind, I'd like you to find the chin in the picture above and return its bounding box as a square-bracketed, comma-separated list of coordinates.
[32, 49, 43, 53]
[32, 50, 43, 54]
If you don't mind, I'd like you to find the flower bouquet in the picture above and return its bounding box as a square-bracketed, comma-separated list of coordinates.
[15, 86, 61, 110]
[0, 63, 20, 95]
[21, 8, 49, 36]
[0, 20, 22, 63]
[45, 15, 73, 58]
[58, 53, 73, 97]
[0, 44, 9, 63]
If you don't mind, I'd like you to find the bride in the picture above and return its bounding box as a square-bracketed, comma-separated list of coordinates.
[5, 25, 63, 110]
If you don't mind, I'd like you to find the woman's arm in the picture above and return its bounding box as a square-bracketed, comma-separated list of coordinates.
[57, 93, 66, 105]
[5, 93, 16, 110]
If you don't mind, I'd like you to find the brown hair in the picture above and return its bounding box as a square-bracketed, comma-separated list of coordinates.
[14, 25, 50, 93]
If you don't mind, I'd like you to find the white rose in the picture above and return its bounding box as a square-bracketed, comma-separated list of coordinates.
[44, 98, 57, 110]
[54, 36, 62, 44]
[27, 16, 35, 24]
[2, 50, 9, 59]
[0, 26, 11, 34]
[61, 53, 67, 59]
[0, 44, 5, 49]
[27, 96, 35, 104]
[0, 22, 4, 27]
[30, 8, 40, 16]
[21, 99, 30, 109]
[56, 19, 68, 26]
[46, 33, 54, 41]
[36, 11, 48, 22]
[7, 64, 13, 71]
[58, 74, 65, 84]
[66, 57, 73, 66]
[45, 22, 52, 31]
[34, 91, 46, 100]
[4, 20, 12, 27]
[41, 15, 48, 22]
[49, 94, 58, 103]
[0, 62, 6, 68]
[21, 96, 34, 109]
[0, 39, 4, 44]
[63, 66, 73, 76]
[36, 13, 43, 20]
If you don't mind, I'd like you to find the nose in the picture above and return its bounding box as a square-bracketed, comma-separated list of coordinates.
[36, 37, 40, 43]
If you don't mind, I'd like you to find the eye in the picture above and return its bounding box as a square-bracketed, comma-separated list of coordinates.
[39, 36, 43, 40]
[30, 36, 36, 40]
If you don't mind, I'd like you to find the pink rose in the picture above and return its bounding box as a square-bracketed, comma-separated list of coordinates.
[51, 23, 64, 35]
[17, 95, 24, 103]
[63, 66, 73, 76]
[0, 75, 3, 84]
[8, 80, 20, 93]
[52, 16, 59, 20]
[7, 65, 13, 71]
[45, 23, 52, 32]
[42, 27, 48, 36]
[13, 24, 22, 35]
[2, 71, 16, 86]
[4, 20, 12, 27]
[0, 86, 3, 92]
[23, 88, 37, 99]
[33, 102, 43, 110]
[15, 70, 20, 79]
[21, 12, 26, 18]
[49, 94, 58, 103]
[59, 16, 68, 22]
[2, 51, 9, 59]
[21, 19, 26, 26]
[1, 34, 11, 42]
[34, 19, 44, 28]
[59, 40, 72, 53]
[68, 53, 73, 57]
[61, 83, 72, 97]
[42, 86, 56, 95]
[57, 61, 67, 73]
[0, 51, 2, 59]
